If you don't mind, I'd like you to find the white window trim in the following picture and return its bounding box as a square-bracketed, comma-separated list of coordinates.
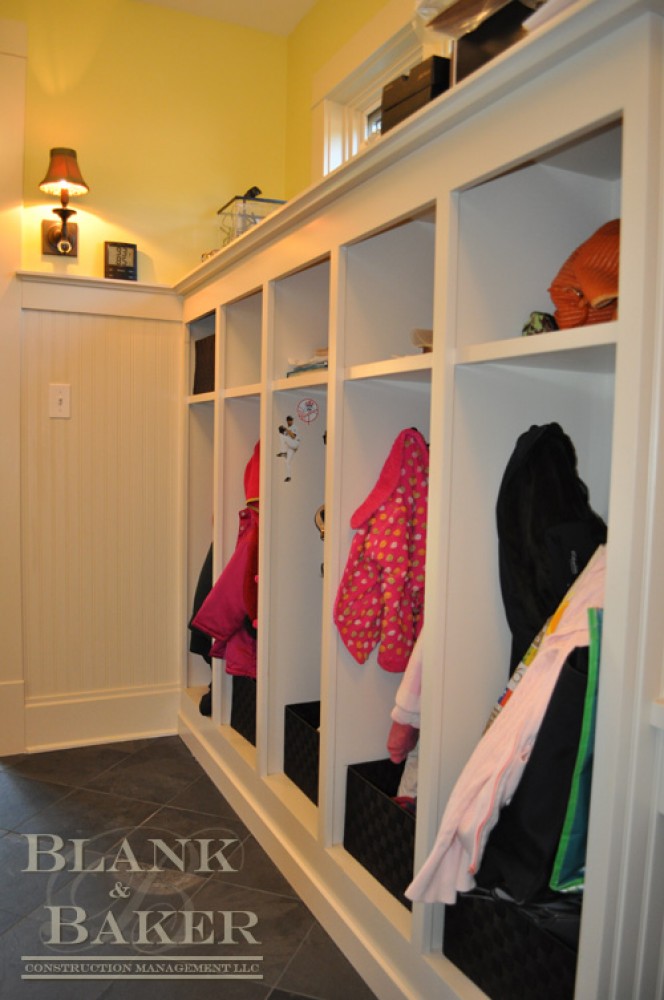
[311, 0, 450, 180]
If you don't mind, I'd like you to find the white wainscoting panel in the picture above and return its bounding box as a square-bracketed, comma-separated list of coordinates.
[20, 305, 183, 744]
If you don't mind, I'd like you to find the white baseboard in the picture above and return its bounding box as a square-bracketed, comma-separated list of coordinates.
[24, 684, 180, 752]
[0, 679, 25, 754]
[177, 703, 445, 1000]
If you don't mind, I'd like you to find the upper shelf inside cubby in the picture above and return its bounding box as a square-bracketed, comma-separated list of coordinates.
[453, 119, 622, 352]
[271, 256, 330, 382]
[456, 327, 617, 373]
[223, 288, 263, 392]
[342, 208, 436, 369]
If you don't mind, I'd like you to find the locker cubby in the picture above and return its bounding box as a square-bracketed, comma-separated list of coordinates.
[223, 289, 263, 390]
[454, 119, 622, 349]
[267, 388, 328, 776]
[337, 377, 432, 551]
[331, 377, 431, 836]
[439, 355, 614, 787]
[186, 401, 215, 689]
[342, 208, 436, 368]
[188, 311, 216, 396]
[220, 398, 261, 565]
[271, 256, 330, 381]
[339, 375, 432, 527]
[214, 398, 260, 727]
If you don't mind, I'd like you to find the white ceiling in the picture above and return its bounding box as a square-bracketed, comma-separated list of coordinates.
[137, 0, 320, 36]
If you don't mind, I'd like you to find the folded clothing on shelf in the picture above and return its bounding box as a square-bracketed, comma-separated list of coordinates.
[548, 219, 620, 328]
[285, 348, 328, 377]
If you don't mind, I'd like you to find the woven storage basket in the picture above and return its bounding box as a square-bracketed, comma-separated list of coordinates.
[343, 758, 414, 908]
[443, 888, 581, 999]
[284, 701, 320, 805]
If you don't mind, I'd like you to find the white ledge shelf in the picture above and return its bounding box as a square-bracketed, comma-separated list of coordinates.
[17, 269, 175, 294]
[17, 269, 182, 322]
[273, 369, 330, 392]
[454, 323, 618, 371]
[186, 392, 215, 405]
[223, 384, 262, 399]
[345, 353, 433, 382]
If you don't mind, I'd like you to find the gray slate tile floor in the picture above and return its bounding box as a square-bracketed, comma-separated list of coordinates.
[0, 736, 379, 1000]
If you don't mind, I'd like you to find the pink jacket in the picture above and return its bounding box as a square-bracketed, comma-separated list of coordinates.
[192, 443, 260, 678]
[192, 504, 258, 677]
[334, 428, 428, 672]
[406, 545, 606, 905]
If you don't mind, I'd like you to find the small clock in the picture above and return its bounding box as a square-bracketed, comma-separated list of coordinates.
[105, 241, 138, 281]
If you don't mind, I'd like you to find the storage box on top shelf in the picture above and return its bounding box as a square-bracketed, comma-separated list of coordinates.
[455, 1, 532, 81]
[380, 56, 451, 134]
[284, 701, 320, 805]
[218, 194, 286, 248]
[427, 0, 534, 83]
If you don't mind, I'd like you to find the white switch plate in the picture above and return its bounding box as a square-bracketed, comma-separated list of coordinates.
[49, 383, 71, 419]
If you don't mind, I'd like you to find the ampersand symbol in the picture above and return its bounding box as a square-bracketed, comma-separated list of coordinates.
[109, 881, 131, 899]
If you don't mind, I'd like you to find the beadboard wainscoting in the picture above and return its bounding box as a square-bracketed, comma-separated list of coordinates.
[17, 274, 184, 751]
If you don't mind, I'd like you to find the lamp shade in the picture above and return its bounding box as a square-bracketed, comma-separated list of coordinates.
[39, 148, 89, 198]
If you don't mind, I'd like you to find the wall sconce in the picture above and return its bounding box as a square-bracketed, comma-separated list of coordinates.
[39, 147, 89, 256]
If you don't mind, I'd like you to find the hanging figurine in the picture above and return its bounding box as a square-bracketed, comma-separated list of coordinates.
[276, 415, 301, 481]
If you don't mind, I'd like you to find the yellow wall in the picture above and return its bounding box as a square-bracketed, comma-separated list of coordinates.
[1, 0, 395, 284]
[285, 0, 393, 198]
[1, 0, 287, 284]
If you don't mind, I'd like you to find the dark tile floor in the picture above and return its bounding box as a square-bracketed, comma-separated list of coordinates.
[0, 736, 378, 1000]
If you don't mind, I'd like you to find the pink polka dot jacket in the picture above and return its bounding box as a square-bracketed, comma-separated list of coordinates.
[333, 428, 429, 672]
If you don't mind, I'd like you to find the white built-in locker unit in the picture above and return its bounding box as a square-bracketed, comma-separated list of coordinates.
[177, 3, 664, 996]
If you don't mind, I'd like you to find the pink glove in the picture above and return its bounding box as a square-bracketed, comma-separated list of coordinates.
[387, 721, 419, 763]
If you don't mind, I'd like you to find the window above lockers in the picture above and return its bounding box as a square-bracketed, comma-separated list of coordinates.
[310, 0, 451, 179]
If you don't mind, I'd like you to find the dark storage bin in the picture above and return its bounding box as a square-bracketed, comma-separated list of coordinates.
[382, 90, 436, 135]
[230, 675, 256, 745]
[443, 888, 581, 1000]
[381, 56, 450, 134]
[454, 1, 531, 83]
[284, 701, 320, 805]
[192, 333, 215, 394]
[343, 758, 414, 908]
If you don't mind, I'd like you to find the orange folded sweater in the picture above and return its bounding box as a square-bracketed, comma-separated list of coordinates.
[548, 219, 620, 328]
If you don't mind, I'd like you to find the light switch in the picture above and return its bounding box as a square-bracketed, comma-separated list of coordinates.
[49, 383, 71, 419]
